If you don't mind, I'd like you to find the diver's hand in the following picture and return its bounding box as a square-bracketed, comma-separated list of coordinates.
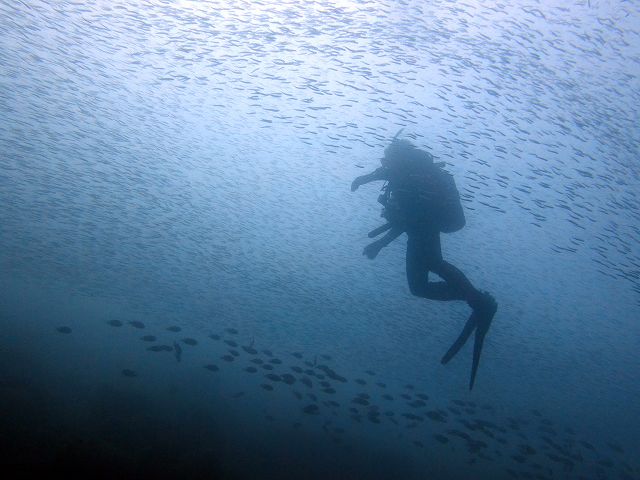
[351, 178, 361, 192]
[363, 242, 382, 259]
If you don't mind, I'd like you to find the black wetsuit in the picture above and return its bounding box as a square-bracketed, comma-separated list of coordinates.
[373, 162, 482, 307]
[354, 151, 497, 389]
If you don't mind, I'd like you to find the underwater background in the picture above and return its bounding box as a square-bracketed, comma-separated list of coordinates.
[1, 0, 639, 479]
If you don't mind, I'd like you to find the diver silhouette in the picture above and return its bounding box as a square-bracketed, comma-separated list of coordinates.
[351, 133, 497, 390]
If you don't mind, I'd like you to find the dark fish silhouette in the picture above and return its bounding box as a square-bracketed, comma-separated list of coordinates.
[221, 355, 234, 362]
[204, 364, 219, 372]
[121, 369, 137, 377]
[224, 339, 238, 347]
[225, 328, 238, 335]
[243, 342, 257, 354]
[148, 344, 172, 352]
[166, 325, 181, 332]
[607, 442, 624, 454]
[580, 441, 594, 450]
[317, 365, 346, 382]
[303, 404, 319, 414]
[182, 338, 197, 346]
[426, 411, 446, 422]
[140, 335, 156, 342]
[107, 320, 123, 327]
[244, 366, 257, 373]
[434, 434, 449, 444]
[173, 342, 182, 362]
[56, 326, 72, 334]
[368, 413, 381, 424]
[208, 333, 220, 340]
[129, 321, 145, 329]
[448, 429, 470, 441]
[261, 384, 273, 391]
[401, 413, 422, 421]
[518, 444, 536, 456]
[467, 439, 487, 453]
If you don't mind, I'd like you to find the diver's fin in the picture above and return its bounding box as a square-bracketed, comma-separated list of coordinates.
[468, 296, 497, 390]
[440, 312, 477, 365]
[469, 327, 487, 390]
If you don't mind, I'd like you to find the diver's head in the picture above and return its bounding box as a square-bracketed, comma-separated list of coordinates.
[382, 137, 433, 170]
[382, 138, 416, 169]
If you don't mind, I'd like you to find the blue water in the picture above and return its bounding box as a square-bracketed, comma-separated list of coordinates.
[1, 1, 639, 478]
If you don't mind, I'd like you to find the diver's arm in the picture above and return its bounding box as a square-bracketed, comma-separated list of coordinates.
[363, 225, 404, 259]
[375, 224, 404, 248]
[351, 167, 388, 192]
[368, 222, 392, 238]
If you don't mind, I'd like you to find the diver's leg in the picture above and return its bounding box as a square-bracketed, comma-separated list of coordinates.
[406, 234, 466, 301]
[432, 260, 497, 321]
[406, 232, 493, 313]
[430, 260, 483, 306]
[406, 236, 464, 300]
[417, 279, 466, 300]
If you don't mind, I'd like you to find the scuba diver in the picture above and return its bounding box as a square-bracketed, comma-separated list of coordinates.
[351, 133, 497, 390]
